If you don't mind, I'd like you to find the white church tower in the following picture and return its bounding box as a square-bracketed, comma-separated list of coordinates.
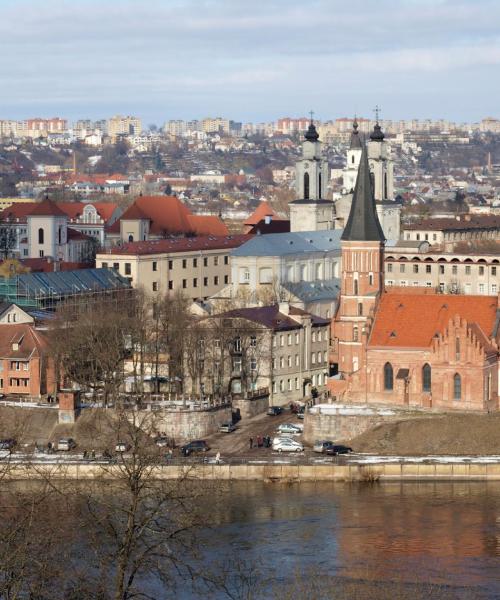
[289, 119, 334, 232]
[342, 118, 363, 193]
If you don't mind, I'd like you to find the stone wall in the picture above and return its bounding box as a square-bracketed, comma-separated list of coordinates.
[303, 403, 418, 444]
[232, 394, 269, 419]
[153, 407, 232, 444]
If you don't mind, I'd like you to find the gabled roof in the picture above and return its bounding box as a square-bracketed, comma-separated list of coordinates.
[232, 230, 343, 257]
[28, 198, 67, 217]
[56, 202, 118, 223]
[369, 292, 498, 348]
[0, 324, 47, 360]
[1, 202, 39, 221]
[217, 304, 329, 331]
[187, 215, 229, 236]
[341, 145, 385, 242]
[244, 200, 283, 226]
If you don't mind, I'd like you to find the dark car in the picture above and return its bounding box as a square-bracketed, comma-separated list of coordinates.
[181, 440, 210, 457]
[267, 406, 283, 416]
[325, 445, 353, 456]
[0, 438, 16, 451]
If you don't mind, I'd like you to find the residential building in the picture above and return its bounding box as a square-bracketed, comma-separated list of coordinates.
[96, 235, 249, 300]
[189, 303, 330, 405]
[107, 115, 142, 140]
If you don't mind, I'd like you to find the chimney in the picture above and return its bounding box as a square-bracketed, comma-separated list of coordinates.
[279, 301, 290, 315]
[264, 214, 272, 225]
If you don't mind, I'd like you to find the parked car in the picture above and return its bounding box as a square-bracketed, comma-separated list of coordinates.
[0, 438, 16, 451]
[267, 406, 283, 416]
[325, 445, 353, 456]
[219, 422, 236, 433]
[154, 436, 169, 447]
[313, 440, 336, 453]
[181, 440, 210, 456]
[296, 412, 305, 420]
[272, 438, 304, 453]
[277, 423, 302, 435]
[57, 438, 76, 451]
[115, 442, 131, 453]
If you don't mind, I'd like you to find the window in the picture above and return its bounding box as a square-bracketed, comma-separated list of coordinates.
[182, 279, 187, 289]
[38, 228, 44, 244]
[193, 278, 197, 288]
[479, 283, 485, 294]
[152, 282, 158, 292]
[280, 335, 284, 347]
[439, 265, 445, 274]
[492, 267, 497, 276]
[295, 354, 299, 366]
[452, 265, 457, 275]
[295, 377, 299, 390]
[279, 380, 284, 392]
[39, 250, 44, 258]
[353, 279, 358, 295]
[272, 381, 277, 393]
[203, 257, 208, 267]
[304, 172, 310, 199]
[192, 258, 197, 268]
[214, 338, 221, 348]
[358, 302, 363, 316]
[128, 235, 134, 242]
[214, 257, 219, 266]
[279, 356, 284, 368]
[124, 263, 131, 275]
[288, 333, 292, 345]
[317, 330, 322, 342]
[287, 379, 292, 391]
[384, 362, 393, 391]
[203, 277, 208, 286]
[233, 357, 242, 373]
[413, 264, 419, 273]
[295, 333, 299, 344]
[168, 281, 173, 290]
[353, 326, 358, 342]
[272, 336, 277, 348]
[311, 353, 316, 364]
[287, 355, 292, 367]
[182, 259, 187, 269]
[224, 255, 229, 265]
[168, 260, 173, 269]
[426, 281, 432, 287]
[425, 233, 429, 241]
[250, 335, 257, 347]
[224, 275, 229, 284]
[426, 264, 432, 273]
[152, 261, 157, 272]
[312, 331, 316, 343]
[422, 364, 431, 392]
[272, 358, 277, 369]
[455, 337, 460, 361]
[400, 264, 405, 273]
[433, 234, 437, 241]
[369, 273, 373, 286]
[214, 276, 219, 285]
[234, 338, 242, 352]
[317, 351, 322, 363]
[492, 284, 498, 294]
[416, 234, 420, 241]
[465, 265, 471, 275]
[387, 263, 393, 273]
[479, 266, 484, 276]
[453, 373, 461, 400]
[250, 357, 257, 371]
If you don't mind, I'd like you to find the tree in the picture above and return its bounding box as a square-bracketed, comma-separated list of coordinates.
[0, 225, 17, 259]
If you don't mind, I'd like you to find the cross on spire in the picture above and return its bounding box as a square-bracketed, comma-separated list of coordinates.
[309, 110, 314, 124]
[373, 105, 381, 123]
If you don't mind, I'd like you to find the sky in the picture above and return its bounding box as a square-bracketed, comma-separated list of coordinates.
[0, 0, 499, 125]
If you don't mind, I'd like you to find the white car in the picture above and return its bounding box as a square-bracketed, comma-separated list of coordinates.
[272, 438, 304, 453]
[276, 423, 303, 435]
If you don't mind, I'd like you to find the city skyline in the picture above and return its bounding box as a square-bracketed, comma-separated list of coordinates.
[1, 0, 499, 123]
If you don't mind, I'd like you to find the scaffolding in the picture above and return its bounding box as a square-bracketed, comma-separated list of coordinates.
[0, 268, 133, 311]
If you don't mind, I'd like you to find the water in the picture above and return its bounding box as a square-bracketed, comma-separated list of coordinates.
[191, 481, 500, 599]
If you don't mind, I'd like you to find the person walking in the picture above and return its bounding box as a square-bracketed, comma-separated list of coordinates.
[249, 437, 253, 449]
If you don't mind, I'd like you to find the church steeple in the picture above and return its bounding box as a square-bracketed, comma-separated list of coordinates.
[341, 145, 385, 242]
[349, 118, 362, 150]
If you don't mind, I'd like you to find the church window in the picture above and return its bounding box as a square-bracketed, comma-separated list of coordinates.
[357, 302, 363, 316]
[413, 264, 419, 273]
[38, 228, 44, 244]
[453, 374, 461, 400]
[422, 364, 431, 392]
[352, 155, 355, 164]
[455, 337, 460, 361]
[384, 363, 393, 391]
[353, 279, 358, 295]
[304, 172, 310, 200]
[58, 226, 62, 245]
[319, 173, 322, 198]
[353, 327, 358, 342]
[369, 273, 373, 286]
[384, 172, 388, 199]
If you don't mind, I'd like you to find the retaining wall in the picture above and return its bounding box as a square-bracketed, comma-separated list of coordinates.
[6, 462, 500, 482]
[152, 407, 232, 443]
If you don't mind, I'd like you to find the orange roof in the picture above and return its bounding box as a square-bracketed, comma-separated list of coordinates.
[28, 198, 67, 217]
[103, 234, 249, 256]
[112, 195, 227, 236]
[244, 200, 283, 226]
[369, 292, 498, 348]
[0, 202, 39, 221]
[56, 202, 118, 223]
[0, 324, 47, 360]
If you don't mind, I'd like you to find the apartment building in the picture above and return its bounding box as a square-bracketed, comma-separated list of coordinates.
[96, 235, 249, 300]
[107, 115, 142, 140]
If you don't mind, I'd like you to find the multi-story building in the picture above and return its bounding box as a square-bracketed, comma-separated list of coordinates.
[201, 117, 229, 134]
[96, 235, 249, 300]
[189, 303, 330, 405]
[26, 118, 67, 138]
[107, 115, 142, 140]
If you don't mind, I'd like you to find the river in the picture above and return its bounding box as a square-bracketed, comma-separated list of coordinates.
[189, 481, 500, 599]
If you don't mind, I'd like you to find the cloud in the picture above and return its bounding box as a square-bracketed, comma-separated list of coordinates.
[0, 0, 499, 121]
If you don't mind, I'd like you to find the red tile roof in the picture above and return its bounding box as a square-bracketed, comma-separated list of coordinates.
[404, 215, 500, 231]
[369, 292, 498, 348]
[0, 324, 47, 360]
[101, 235, 250, 256]
[1, 202, 39, 221]
[28, 198, 67, 217]
[187, 214, 228, 236]
[56, 202, 118, 223]
[244, 200, 283, 226]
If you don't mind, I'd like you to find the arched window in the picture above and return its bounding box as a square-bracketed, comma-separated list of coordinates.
[453, 373, 461, 400]
[422, 363, 431, 392]
[353, 326, 358, 342]
[455, 337, 460, 361]
[353, 279, 358, 295]
[358, 302, 363, 316]
[38, 228, 44, 244]
[304, 172, 310, 200]
[369, 273, 373, 286]
[128, 234, 134, 242]
[384, 363, 393, 391]
[319, 172, 322, 198]
[58, 226, 62, 245]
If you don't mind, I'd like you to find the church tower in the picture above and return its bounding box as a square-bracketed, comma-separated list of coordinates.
[367, 120, 394, 201]
[331, 144, 385, 378]
[289, 119, 334, 232]
[342, 119, 363, 193]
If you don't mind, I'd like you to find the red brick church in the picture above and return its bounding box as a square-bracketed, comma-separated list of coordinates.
[329, 146, 499, 411]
